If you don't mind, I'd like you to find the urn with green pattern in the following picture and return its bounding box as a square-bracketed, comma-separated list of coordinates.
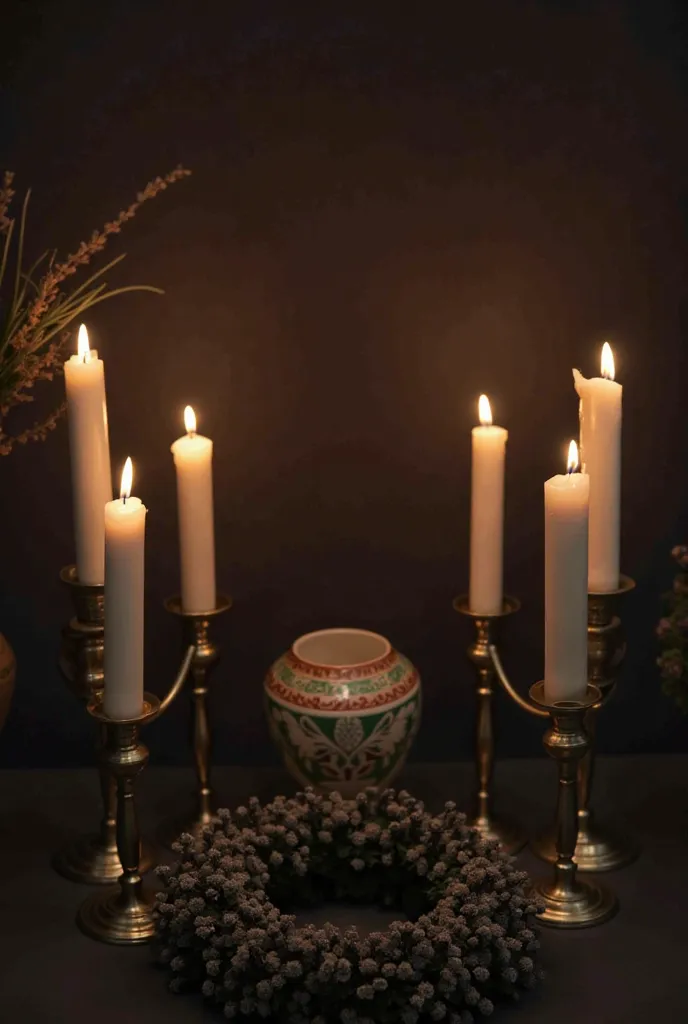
[265, 628, 421, 797]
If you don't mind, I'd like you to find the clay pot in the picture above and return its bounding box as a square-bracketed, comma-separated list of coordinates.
[265, 627, 421, 797]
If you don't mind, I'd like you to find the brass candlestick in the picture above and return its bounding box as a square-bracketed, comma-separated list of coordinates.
[158, 595, 231, 846]
[530, 575, 637, 871]
[53, 566, 153, 885]
[528, 681, 617, 928]
[77, 645, 194, 945]
[58, 566, 105, 701]
[454, 595, 526, 854]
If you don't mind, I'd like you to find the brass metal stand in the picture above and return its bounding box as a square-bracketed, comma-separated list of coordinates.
[58, 566, 105, 701]
[158, 595, 231, 846]
[454, 595, 527, 854]
[53, 566, 153, 885]
[528, 682, 617, 928]
[530, 575, 638, 871]
[77, 646, 194, 945]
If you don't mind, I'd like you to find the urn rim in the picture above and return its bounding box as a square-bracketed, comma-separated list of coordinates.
[292, 627, 392, 671]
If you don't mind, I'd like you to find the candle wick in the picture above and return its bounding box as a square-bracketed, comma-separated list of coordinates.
[122, 495, 127, 505]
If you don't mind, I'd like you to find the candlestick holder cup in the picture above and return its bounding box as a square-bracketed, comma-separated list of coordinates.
[528, 681, 617, 927]
[158, 595, 231, 847]
[53, 566, 153, 885]
[454, 595, 526, 854]
[77, 646, 194, 944]
[530, 575, 637, 871]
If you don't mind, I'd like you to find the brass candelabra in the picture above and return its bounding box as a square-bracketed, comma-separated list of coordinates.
[158, 594, 231, 846]
[77, 645, 194, 945]
[53, 566, 153, 885]
[528, 681, 617, 927]
[454, 595, 527, 853]
[530, 575, 637, 871]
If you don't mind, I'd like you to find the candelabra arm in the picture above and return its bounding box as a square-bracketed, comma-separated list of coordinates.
[488, 644, 548, 718]
[155, 645, 196, 719]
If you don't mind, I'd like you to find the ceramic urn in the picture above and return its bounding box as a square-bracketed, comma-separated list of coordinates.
[265, 627, 421, 797]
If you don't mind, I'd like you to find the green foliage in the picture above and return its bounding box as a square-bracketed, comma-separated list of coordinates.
[155, 787, 544, 1023]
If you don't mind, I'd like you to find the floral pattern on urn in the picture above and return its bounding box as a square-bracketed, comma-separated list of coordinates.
[265, 628, 421, 797]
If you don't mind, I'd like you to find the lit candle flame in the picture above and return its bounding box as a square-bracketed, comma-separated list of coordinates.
[478, 394, 492, 427]
[120, 457, 133, 501]
[77, 324, 91, 363]
[601, 341, 615, 381]
[567, 440, 579, 474]
[184, 405, 197, 435]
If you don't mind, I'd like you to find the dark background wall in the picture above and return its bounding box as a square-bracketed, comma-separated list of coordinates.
[1, 0, 687, 769]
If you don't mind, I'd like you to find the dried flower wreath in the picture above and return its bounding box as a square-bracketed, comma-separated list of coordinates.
[155, 787, 543, 1023]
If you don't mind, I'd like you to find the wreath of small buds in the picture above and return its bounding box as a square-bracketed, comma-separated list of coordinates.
[155, 788, 543, 1023]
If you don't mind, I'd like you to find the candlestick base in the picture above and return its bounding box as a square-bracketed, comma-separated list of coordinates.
[52, 832, 155, 886]
[530, 808, 638, 872]
[77, 885, 156, 944]
[534, 873, 617, 929]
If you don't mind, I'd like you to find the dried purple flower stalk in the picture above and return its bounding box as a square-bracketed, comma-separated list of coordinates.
[0, 166, 191, 455]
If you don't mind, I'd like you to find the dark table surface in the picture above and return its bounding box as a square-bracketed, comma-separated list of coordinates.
[1, 756, 687, 1023]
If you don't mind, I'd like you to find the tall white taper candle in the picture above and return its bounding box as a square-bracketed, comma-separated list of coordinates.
[573, 342, 622, 593]
[64, 324, 112, 584]
[171, 406, 216, 612]
[104, 458, 147, 720]
[544, 441, 589, 704]
[469, 394, 507, 614]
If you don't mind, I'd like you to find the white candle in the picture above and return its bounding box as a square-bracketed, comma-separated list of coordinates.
[104, 458, 147, 720]
[573, 342, 622, 593]
[171, 406, 216, 612]
[469, 394, 507, 614]
[544, 441, 589, 704]
[64, 324, 112, 584]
